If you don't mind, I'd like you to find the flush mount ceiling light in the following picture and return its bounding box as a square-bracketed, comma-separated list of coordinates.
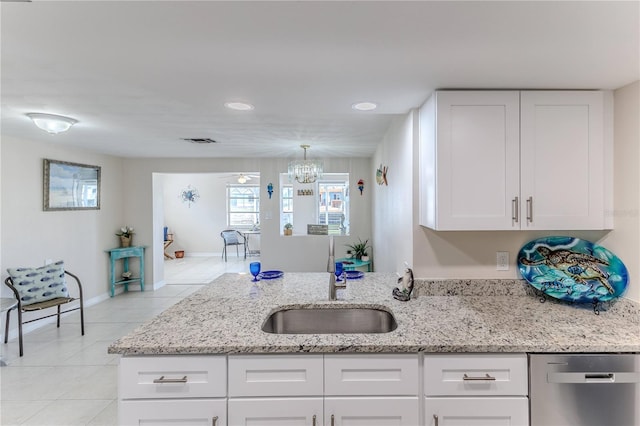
[288, 144, 323, 184]
[224, 102, 255, 111]
[237, 174, 248, 184]
[351, 101, 378, 111]
[26, 113, 78, 134]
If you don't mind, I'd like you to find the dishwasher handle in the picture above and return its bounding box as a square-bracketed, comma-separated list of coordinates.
[547, 372, 640, 384]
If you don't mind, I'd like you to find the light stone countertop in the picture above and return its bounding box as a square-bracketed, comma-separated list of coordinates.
[108, 272, 640, 355]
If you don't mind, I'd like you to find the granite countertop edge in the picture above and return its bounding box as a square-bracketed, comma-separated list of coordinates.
[108, 273, 640, 356]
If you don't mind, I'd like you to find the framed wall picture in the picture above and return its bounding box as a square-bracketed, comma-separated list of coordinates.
[43, 159, 101, 211]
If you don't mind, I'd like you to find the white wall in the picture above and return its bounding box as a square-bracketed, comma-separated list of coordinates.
[122, 157, 372, 283]
[372, 112, 417, 275]
[1, 136, 124, 304]
[161, 173, 248, 255]
[601, 80, 640, 302]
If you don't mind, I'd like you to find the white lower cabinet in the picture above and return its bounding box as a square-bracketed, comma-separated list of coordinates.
[424, 354, 529, 426]
[227, 354, 419, 426]
[425, 397, 528, 426]
[228, 397, 323, 425]
[118, 355, 227, 426]
[120, 399, 227, 426]
[118, 353, 530, 426]
[325, 397, 419, 426]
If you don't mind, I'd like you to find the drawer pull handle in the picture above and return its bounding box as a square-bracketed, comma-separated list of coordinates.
[433, 414, 439, 426]
[463, 373, 496, 381]
[312, 414, 316, 426]
[153, 375, 188, 384]
[212, 416, 218, 426]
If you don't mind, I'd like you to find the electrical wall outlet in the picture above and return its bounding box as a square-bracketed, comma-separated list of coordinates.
[496, 251, 509, 271]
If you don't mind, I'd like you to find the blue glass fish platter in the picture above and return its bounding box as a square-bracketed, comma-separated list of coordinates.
[518, 236, 628, 304]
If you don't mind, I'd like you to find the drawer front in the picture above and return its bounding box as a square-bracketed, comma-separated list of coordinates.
[325, 354, 419, 396]
[424, 353, 527, 396]
[119, 355, 226, 399]
[425, 397, 529, 426]
[229, 354, 323, 397]
[119, 398, 226, 426]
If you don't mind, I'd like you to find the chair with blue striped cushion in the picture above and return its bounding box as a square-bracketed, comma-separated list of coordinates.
[4, 261, 84, 356]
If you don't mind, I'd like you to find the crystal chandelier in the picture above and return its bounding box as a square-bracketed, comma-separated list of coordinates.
[288, 144, 323, 184]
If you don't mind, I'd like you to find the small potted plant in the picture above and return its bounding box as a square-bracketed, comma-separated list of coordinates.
[346, 238, 371, 260]
[283, 223, 293, 236]
[116, 225, 135, 247]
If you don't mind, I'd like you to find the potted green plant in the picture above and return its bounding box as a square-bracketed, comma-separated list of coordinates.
[346, 238, 371, 260]
[283, 223, 293, 236]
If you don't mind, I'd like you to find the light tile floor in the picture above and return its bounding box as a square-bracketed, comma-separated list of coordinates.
[1, 255, 254, 425]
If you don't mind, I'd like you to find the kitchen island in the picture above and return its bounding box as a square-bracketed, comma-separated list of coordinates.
[109, 273, 640, 426]
[109, 272, 640, 355]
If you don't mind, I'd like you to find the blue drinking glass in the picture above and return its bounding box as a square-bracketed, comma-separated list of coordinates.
[250, 262, 261, 282]
[335, 262, 344, 282]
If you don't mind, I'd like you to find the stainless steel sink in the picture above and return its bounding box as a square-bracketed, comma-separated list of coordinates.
[261, 306, 397, 334]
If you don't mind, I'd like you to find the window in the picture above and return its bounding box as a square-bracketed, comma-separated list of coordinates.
[279, 173, 349, 235]
[318, 179, 349, 235]
[227, 185, 260, 228]
[281, 184, 293, 228]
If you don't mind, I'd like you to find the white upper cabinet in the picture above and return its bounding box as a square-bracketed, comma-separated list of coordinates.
[419, 90, 612, 231]
[520, 91, 607, 230]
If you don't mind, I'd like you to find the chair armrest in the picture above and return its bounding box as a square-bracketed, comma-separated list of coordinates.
[3, 277, 21, 304]
[64, 271, 84, 302]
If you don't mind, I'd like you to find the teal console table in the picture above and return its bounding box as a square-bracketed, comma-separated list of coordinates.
[336, 257, 372, 272]
[106, 246, 146, 297]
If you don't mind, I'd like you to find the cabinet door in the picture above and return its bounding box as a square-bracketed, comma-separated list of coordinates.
[119, 399, 226, 426]
[425, 397, 528, 426]
[430, 91, 521, 230]
[228, 397, 323, 426]
[325, 397, 419, 426]
[520, 91, 605, 230]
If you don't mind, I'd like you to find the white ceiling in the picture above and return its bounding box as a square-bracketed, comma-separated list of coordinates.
[1, 1, 638, 159]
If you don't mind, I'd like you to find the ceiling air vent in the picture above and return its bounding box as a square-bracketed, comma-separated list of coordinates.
[181, 138, 218, 144]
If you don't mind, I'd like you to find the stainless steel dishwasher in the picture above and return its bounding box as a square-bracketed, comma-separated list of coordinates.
[530, 354, 640, 426]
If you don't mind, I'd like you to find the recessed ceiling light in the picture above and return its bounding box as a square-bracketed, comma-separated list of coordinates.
[224, 102, 255, 111]
[352, 102, 378, 111]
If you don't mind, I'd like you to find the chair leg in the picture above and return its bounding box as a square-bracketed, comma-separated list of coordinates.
[236, 245, 239, 258]
[80, 301, 85, 336]
[57, 304, 61, 328]
[223, 246, 227, 262]
[17, 308, 23, 357]
[4, 308, 12, 344]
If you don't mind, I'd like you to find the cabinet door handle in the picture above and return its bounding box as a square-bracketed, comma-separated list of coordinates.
[433, 414, 439, 426]
[512, 196, 519, 223]
[526, 196, 533, 223]
[331, 414, 335, 426]
[463, 373, 496, 381]
[152, 375, 187, 384]
[212, 416, 218, 426]
[312, 414, 316, 426]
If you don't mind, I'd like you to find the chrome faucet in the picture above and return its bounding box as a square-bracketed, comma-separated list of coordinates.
[328, 236, 337, 300]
